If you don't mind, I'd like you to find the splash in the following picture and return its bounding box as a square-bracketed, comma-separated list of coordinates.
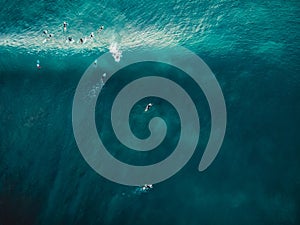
[109, 43, 122, 62]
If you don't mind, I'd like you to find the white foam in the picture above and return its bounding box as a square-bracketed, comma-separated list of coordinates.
[109, 42, 122, 62]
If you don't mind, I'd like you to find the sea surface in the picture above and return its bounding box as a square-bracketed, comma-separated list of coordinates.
[0, 0, 300, 224]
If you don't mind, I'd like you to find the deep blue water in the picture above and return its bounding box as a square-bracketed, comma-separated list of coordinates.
[0, 0, 300, 224]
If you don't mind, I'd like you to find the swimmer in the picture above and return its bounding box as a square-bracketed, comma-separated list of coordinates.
[36, 60, 41, 69]
[48, 34, 53, 38]
[43, 30, 48, 35]
[90, 32, 94, 38]
[63, 21, 67, 31]
[144, 103, 153, 112]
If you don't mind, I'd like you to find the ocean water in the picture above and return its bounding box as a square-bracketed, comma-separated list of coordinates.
[0, 0, 300, 224]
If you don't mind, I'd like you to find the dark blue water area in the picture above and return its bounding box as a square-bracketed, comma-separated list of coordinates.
[0, 0, 300, 224]
[0, 43, 299, 225]
[96, 61, 210, 166]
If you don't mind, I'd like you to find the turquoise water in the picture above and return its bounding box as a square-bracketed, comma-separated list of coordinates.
[1, 0, 300, 224]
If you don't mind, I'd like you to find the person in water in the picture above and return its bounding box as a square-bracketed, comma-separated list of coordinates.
[90, 32, 94, 38]
[67, 37, 74, 43]
[63, 21, 67, 31]
[98, 25, 104, 32]
[145, 103, 153, 112]
[42, 30, 53, 42]
[43, 30, 53, 37]
[142, 184, 153, 191]
[36, 60, 41, 69]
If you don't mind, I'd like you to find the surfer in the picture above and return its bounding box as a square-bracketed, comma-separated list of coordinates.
[142, 184, 153, 191]
[42, 30, 53, 43]
[43, 30, 53, 38]
[63, 21, 67, 31]
[67, 37, 74, 43]
[145, 103, 153, 112]
[36, 60, 41, 69]
[98, 25, 104, 32]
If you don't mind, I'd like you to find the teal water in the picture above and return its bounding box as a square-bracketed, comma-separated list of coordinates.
[1, 0, 300, 224]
